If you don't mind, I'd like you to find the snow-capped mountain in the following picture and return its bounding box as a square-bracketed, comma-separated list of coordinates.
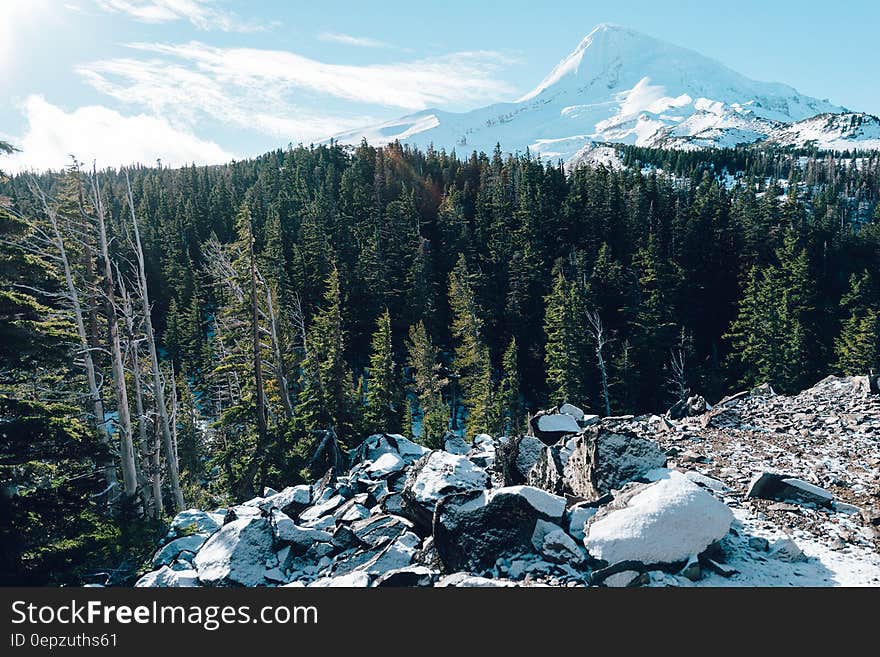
[332, 24, 880, 164]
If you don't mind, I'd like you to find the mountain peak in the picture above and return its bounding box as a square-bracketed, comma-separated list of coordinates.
[517, 23, 664, 102]
[333, 25, 858, 163]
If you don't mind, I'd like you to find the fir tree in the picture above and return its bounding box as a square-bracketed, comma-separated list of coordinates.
[405, 321, 448, 448]
[363, 309, 402, 434]
[835, 271, 880, 375]
[448, 254, 496, 438]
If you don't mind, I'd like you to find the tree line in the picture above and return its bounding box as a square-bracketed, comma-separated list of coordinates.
[2, 139, 879, 582]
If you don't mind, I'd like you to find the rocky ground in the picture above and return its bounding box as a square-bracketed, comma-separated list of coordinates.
[136, 375, 880, 588]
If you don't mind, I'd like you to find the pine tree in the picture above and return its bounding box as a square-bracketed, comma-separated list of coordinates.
[364, 309, 402, 435]
[294, 266, 356, 474]
[543, 268, 585, 406]
[448, 254, 496, 438]
[498, 338, 523, 434]
[835, 271, 880, 374]
[405, 321, 448, 448]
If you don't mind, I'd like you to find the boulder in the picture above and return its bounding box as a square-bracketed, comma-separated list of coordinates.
[566, 503, 599, 542]
[443, 433, 470, 455]
[559, 403, 585, 420]
[584, 472, 733, 567]
[746, 472, 834, 508]
[349, 514, 414, 548]
[152, 534, 208, 568]
[531, 519, 585, 565]
[373, 565, 438, 587]
[435, 573, 516, 587]
[135, 566, 200, 587]
[526, 445, 566, 495]
[432, 486, 566, 572]
[563, 427, 667, 501]
[365, 452, 405, 478]
[298, 494, 346, 523]
[168, 509, 223, 538]
[351, 433, 429, 466]
[530, 410, 582, 445]
[258, 485, 312, 517]
[193, 517, 275, 586]
[401, 450, 490, 530]
[272, 515, 333, 551]
[666, 395, 709, 421]
[514, 435, 546, 482]
[308, 572, 371, 587]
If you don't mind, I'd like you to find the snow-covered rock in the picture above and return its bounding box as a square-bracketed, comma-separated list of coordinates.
[365, 452, 405, 478]
[746, 472, 834, 507]
[532, 519, 585, 565]
[299, 494, 345, 523]
[135, 566, 200, 587]
[559, 403, 585, 420]
[168, 509, 223, 538]
[308, 572, 371, 587]
[352, 433, 429, 466]
[193, 517, 275, 586]
[584, 472, 733, 566]
[373, 565, 437, 587]
[401, 450, 490, 529]
[443, 433, 470, 455]
[258, 485, 312, 517]
[432, 486, 566, 572]
[435, 573, 517, 587]
[273, 515, 333, 549]
[152, 534, 208, 568]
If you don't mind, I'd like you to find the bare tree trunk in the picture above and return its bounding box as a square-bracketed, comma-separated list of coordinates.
[35, 185, 118, 502]
[91, 172, 138, 499]
[170, 362, 181, 470]
[120, 278, 156, 515]
[586, 309, 611, 417]
[237, 209, 268, 499]
[260, 275, 293, 419]
[124, 171, 184, 512]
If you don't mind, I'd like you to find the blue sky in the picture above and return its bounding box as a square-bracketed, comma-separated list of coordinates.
[2, 0, 879, 171]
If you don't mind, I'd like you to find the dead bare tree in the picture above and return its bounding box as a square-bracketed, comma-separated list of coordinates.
[30, 182, 118, 502]
[124, 170, 184, 512]
[90, 169, 138, 499]
[585, 309, 612, 417]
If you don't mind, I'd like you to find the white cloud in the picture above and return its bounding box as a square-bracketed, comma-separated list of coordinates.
[78, 41, 516, 143]
[0, 0, 53, 74]
[94, 0, 274, 32]
[318, 32, 395, 49]
[1, 95, 235, 173]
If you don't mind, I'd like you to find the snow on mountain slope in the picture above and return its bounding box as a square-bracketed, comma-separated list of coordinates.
[766, 112, 880, 151]
[332, 23, 876, 164]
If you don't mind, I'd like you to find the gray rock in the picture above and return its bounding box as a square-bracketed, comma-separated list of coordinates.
[527, 445, 566, 495]
[531, 519, 585, 565]
[168, 509, 223, 538]
[563, 427, 667, 501]
[746, 472, 834, 508]
[748, 536, 770, 551]
[432, 486, 566, 573]
[258, 485, 312, 517]
[193, 517, 275, 586]
[135, 566, 200, 587]
[152, 534, 208, 568]
[373, 565, 438, 587]
[443, 433, 471, 455]
[308, 572, 371, 587]
[401, 450, 490, 531]
[771, 538, 806, 563]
